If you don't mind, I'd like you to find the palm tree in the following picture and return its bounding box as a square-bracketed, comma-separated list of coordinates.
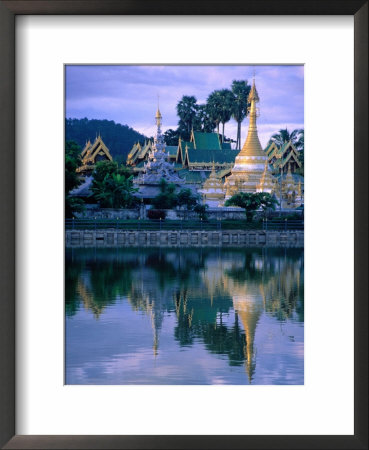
[176, 96, 198, 134]
[218, 89, 235, 143]
[231, 80, 251, 150]
[268, 128, 304, 151]
[206, 90, 223, 136]
[194, 104, 216, 132]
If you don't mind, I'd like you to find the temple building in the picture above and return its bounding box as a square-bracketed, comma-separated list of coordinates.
[134, 106, 185, 200]
[265, 140, 302, 174]
[280, 164, 303, 208]
[76, 135, 113, 176]
[223, 79, 276, 199]
[198, 163, 225, 207]
[256, 161, 275, 193]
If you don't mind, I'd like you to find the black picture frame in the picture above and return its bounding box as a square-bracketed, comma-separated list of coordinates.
[0, 1, 367, 449]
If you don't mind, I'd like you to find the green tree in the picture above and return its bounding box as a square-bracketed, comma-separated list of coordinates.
[65, 141, 82, 194]
[231, 80, 251, 150]
[91, 161, 137, 208]
[194, 203, 208, 220]
[268, 128, 304, 151]
[206, 90, 223, 136]
[65, 141, 85, 218]
[152, 179, 178, 209]
[176, 96, 199, 134]
[194, 104, 216, 133]
[217, 89, 235, 144]
[225, 192, 277, 221]
[177, 188, 198, 210]
[163, 128, 180, 146]
[92, 160, 132, 184]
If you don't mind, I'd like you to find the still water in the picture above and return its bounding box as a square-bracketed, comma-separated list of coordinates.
[66, 247, 304, 385]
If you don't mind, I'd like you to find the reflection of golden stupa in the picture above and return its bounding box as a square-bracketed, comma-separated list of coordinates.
[231, 284, 264, 383]
[224, 79, 274, 198]
[77, 278, 105, 318]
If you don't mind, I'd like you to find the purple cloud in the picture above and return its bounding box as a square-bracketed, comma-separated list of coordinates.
[65, 65, 304, 146]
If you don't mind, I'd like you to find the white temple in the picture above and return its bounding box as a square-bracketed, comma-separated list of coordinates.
[135, 107, 183, 186]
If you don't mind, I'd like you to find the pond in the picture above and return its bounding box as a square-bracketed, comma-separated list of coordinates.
[65, 247, 304, 385]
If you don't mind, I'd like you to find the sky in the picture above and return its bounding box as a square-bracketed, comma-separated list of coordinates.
[65, 65, 304, 148]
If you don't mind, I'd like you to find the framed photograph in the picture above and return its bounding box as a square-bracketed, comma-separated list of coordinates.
[0, 1, 367, 449]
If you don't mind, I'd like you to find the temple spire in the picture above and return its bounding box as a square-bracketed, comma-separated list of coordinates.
[155, 95, 162, 127]
[238, 78, 264, 158]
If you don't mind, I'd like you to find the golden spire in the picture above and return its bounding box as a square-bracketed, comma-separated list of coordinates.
[155, 95, 162, 127]
[238, 78, 264, 158]
[257, 160, 275, 193]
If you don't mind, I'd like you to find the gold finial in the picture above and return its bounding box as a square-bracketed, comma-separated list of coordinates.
[238, 76, 263, 157]
[155, 96, 162, 127]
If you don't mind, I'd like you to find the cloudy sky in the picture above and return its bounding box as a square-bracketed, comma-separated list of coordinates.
[65, 65, 304, 148]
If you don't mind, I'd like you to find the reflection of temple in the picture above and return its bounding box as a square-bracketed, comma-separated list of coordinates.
[66, 248, 304, 379]
[233, 290, 264, 383]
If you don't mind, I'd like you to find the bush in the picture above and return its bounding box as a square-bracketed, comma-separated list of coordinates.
[147, 209, 166, 220]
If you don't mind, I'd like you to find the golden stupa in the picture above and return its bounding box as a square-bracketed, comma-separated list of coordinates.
[200, 162, 225, 206]
[224, 78, 275, 198]
[257, 160, 275, 193]
[282, 163, 297, 206]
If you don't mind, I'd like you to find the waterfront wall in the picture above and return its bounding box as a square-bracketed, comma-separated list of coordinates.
[74, 205, 303, 221]
[66, 229, 304, 248]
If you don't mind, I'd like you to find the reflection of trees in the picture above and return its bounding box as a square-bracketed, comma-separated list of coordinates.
[66, 248, 304, 375]
[65, 248, 139, 318]
[173, 287, 246, 366]
[262, 251, 304, 322]
[224, 248, 304, 323]
[65, 260, 83, 317]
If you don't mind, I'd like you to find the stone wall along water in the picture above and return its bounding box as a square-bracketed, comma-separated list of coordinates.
[66, 229, 304, 248]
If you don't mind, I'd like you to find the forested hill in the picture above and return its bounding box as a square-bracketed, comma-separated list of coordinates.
[65, 118, 148, 163]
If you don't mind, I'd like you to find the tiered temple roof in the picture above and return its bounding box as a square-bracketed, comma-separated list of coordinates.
[265, 140, 302, 173]
[76, 135, 113, 175]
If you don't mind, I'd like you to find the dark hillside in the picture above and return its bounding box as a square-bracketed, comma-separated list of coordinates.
[65, 118, 148, 163]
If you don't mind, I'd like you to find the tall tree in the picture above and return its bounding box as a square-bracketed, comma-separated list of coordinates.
[194, 104, 216, 133]
[206, 90, 223, 136]
[231, 80, 251, 150]
[217, 89, 235, 144]
[163, 128, 180, 146]
[176, 96, 198, 134]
